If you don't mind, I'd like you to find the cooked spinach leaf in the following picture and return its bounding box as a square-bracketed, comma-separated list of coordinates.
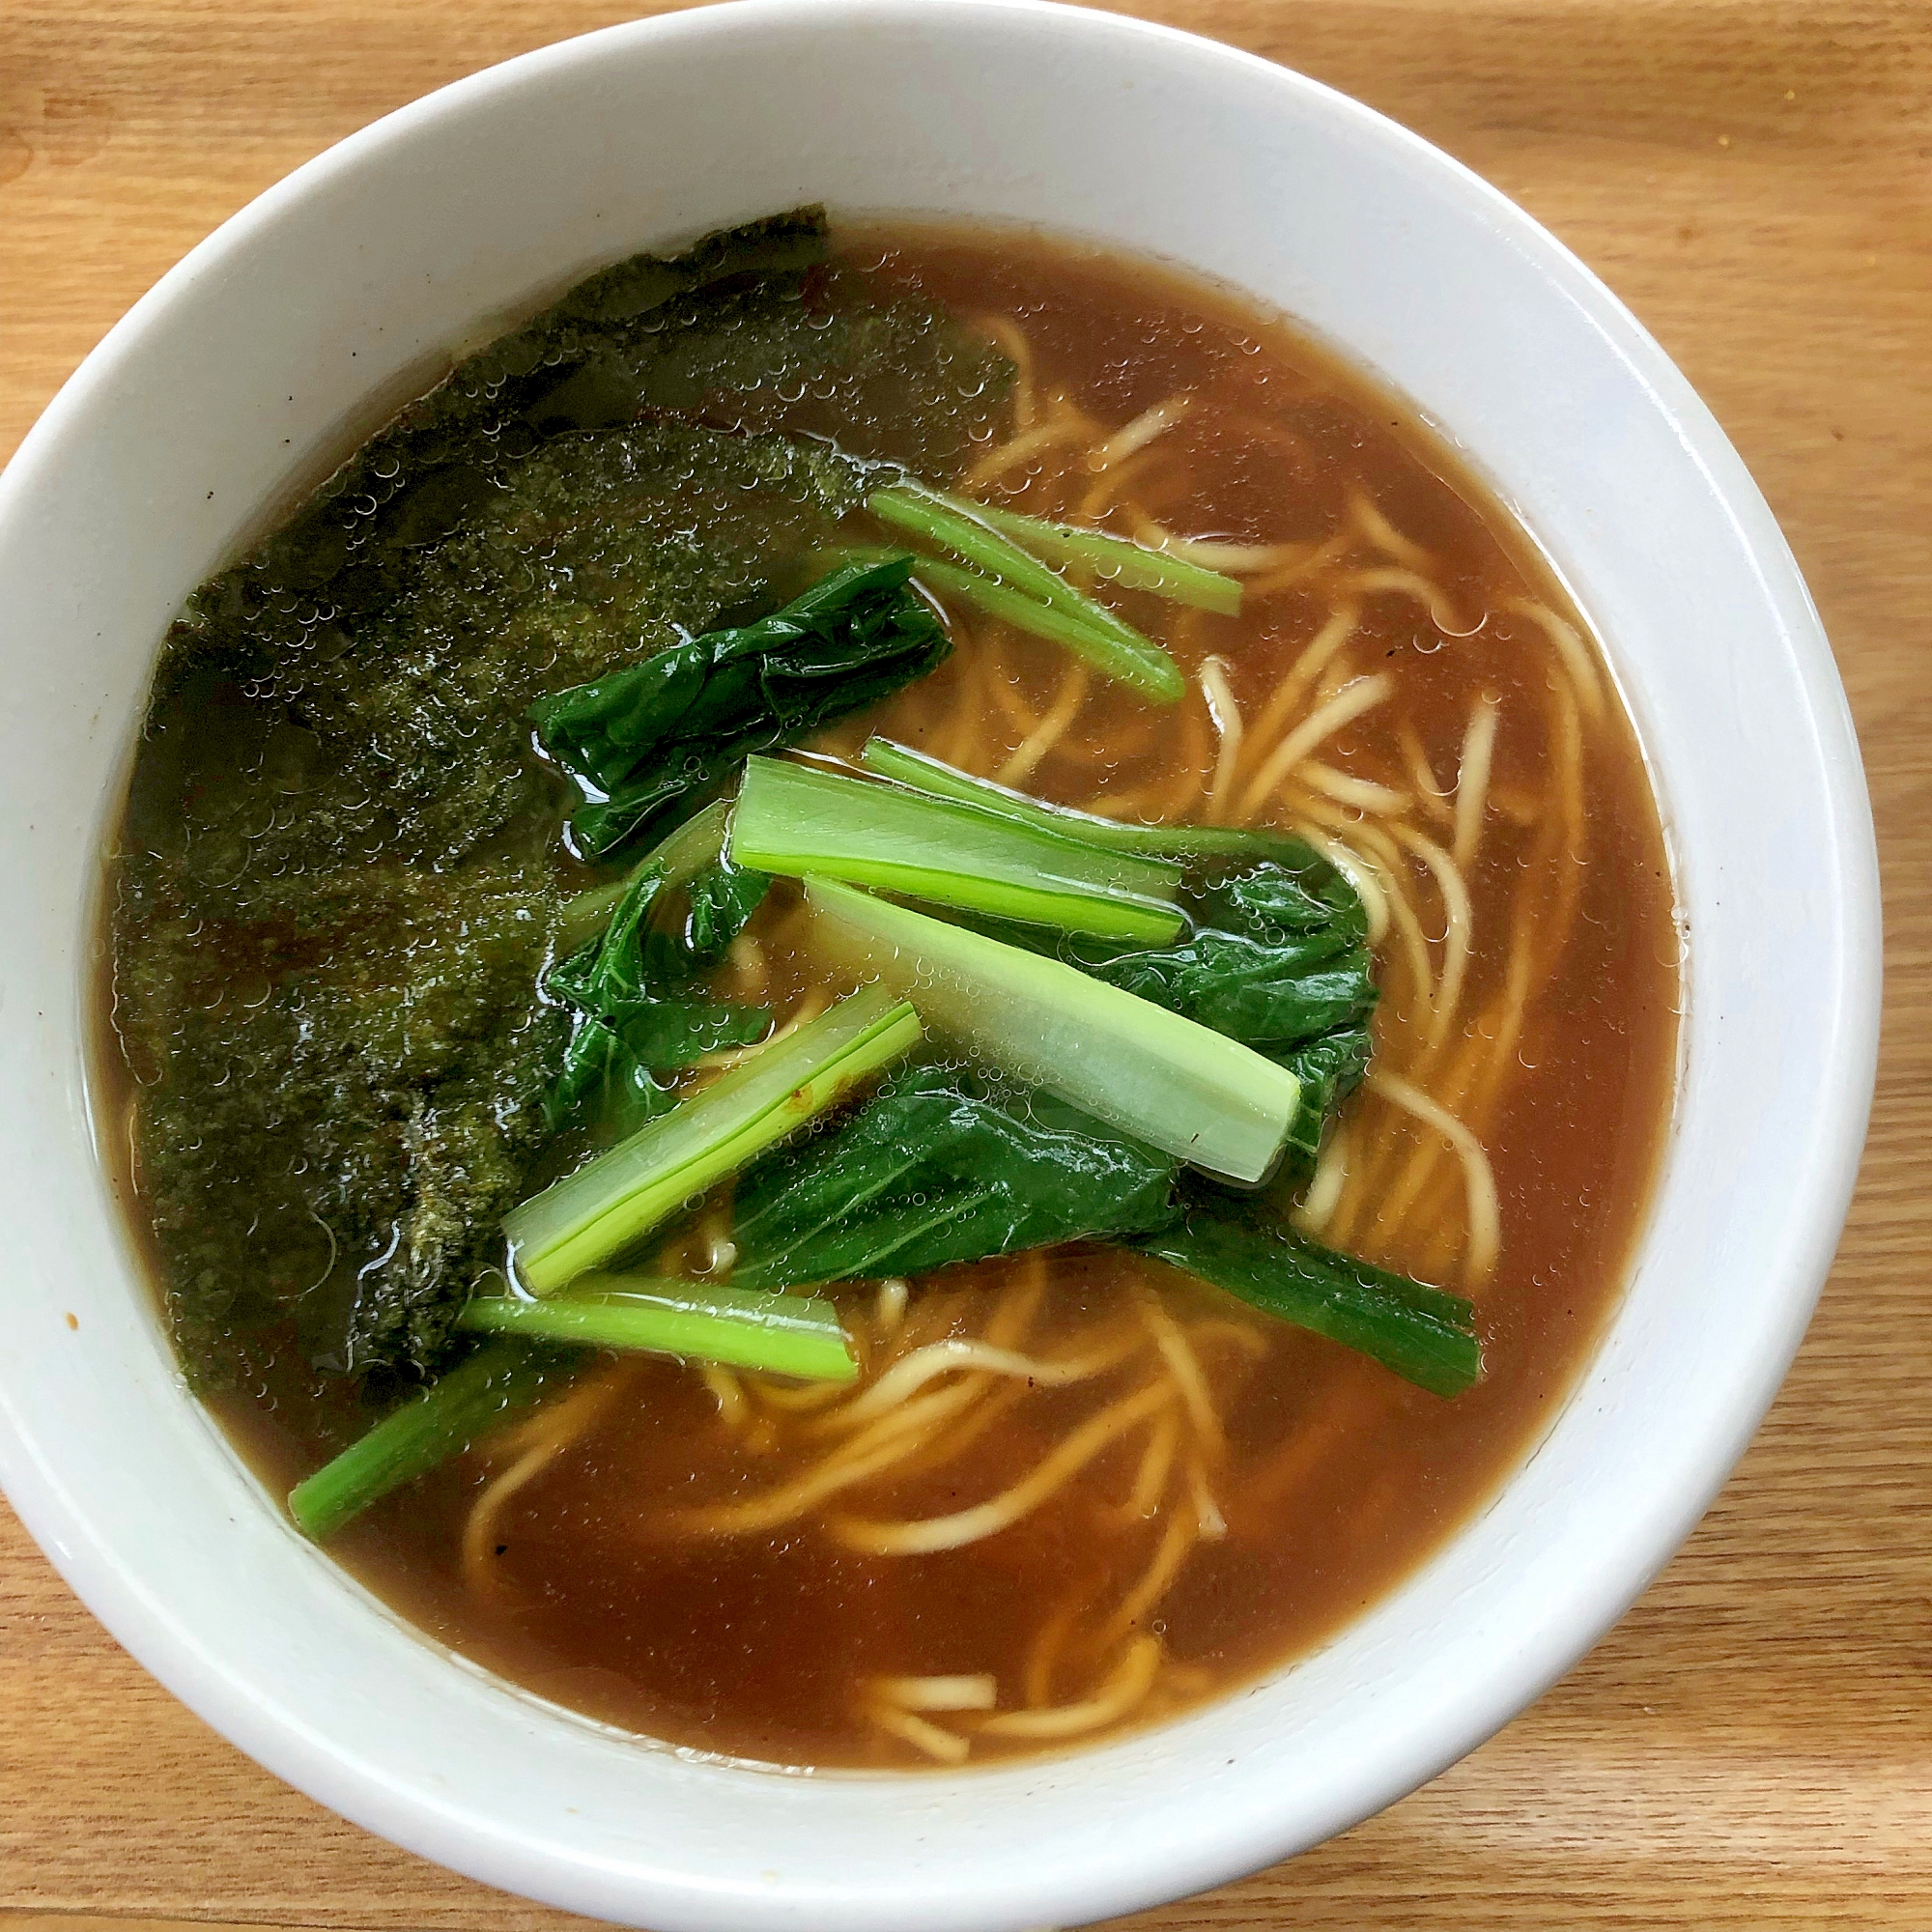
[1074, 847, 1375, 1047]
[729, 1062, 1181, 1289]
[546, 808, 772, 1134]
[1274, 1021, 1375, 1174]
[1137, 1199, 1482, 1397]
[530, 558, 951, 855]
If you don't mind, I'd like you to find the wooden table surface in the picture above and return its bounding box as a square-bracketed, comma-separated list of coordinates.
[4, 1, 1928, 1926]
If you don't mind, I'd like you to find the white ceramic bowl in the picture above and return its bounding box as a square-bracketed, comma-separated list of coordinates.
[0, 3, 1880, 1926]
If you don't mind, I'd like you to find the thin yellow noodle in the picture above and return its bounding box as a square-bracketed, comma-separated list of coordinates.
[1240, 531, 1351, 599]
[1504, 595, 1605, 720]
[867, 1370, 1036, 1501]
[828, 1378, 1176, 1555]
[963, 403, 1097, 488]
[1454, 695, 1500, 868]
[1121, 1408, 1179, 1520]
[460, 1366, 632, 1592]
[692, 985, 830, 1072]
[870, 1673, 997, 1713]
[973, 314, 1037, 432]
[1298, 760, 1410, 815]
[932, 631, 990, 772]
[988, 661, 1045, 741]
[1184, 1453, 1229, 1540]
[1144, 693, 1209, 820]
[1313, 648, 1359, 708]
[1364, 1067, 1501, 1284]
[1367, 664, 1576, 1241]
[1077, 448, 1166, 522]
[1294, 1120, 1350, 1236]
[978, 1634, 1162, 1740]
[459, 1440, 556, 1596]
[750, 1380, 850, 1416]
[1335, 566, 1484, 637]
[1229, 1380, 1386, 1532]
[1290, 807, 1431, 1023]
[1141, 1295, 1223, 1457]
[867, 1702, 971, 1765]
[700, 1364, 751, 1433]
[1364, 931, 1536, 1246]
[1023, 1590, 1088, 1708]
[1096, 1512, 1196, 1649]
[997, 661, 1090, 786]
[1089, 393, 1193, 471]
[875, 1276, 910, 1331]
[724, 931, 767, 998]
[1395, 719, 1456, 832]
[1390, 823, 1473, 1051]
[1199, 656, 1243, 824]
[670, 1382, 975, 1536]
[1347, 485, 1436, 572]
[1126, 514, 1312, 576]
[1074, 780, 1170, 821]
[1488, 781, 1541, 827]
[810, 1331, 1140, 1437]
[983, 1251, 1050, 1349]
[1164, 603, 1206, 673]
[1184, 1317, 1270, 1361]
[1236, 673, 1392, 824]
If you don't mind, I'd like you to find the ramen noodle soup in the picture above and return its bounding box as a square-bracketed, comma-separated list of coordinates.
[101, 213, 1679, 1770]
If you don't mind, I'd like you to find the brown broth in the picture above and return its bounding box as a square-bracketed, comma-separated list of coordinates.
[111, 224, 1680, 1772]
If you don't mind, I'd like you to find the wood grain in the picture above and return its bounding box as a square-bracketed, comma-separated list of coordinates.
[3, 1, 1928, 1925]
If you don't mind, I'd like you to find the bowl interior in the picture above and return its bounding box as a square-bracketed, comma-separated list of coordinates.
[0, 4, 1878, 1929]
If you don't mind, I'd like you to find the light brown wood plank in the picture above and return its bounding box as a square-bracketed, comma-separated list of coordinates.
[4, 1, 1928, 1926]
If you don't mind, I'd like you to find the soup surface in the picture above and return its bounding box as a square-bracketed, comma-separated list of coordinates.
[102, 217, 1679, 1770]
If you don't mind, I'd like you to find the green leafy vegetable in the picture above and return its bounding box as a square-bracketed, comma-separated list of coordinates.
[856, 739, 1377, 1173]
[842, 489, 1187, 703]
[506, 983, 923, 1293]
[728, 754, 1183, 942]
[730, 1062, 1180, 1288]
[804, 878, 1299, 1184]
[868, 483, 1182, 698]
[529, 558, 950, 855]
[860, 737, 1325, 863]
[287, 1341, 582, 1541]
[545, 803, 771, 1134]
[458, 1276, 855, 1381]
[1137, 1204, 1482, 1397]
[1071, 854, 1375, 1052]
[916, 489, 1242, 615]
[1274, 1022, 1375, 1175]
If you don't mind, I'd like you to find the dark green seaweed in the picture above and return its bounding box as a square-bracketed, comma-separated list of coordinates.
[114, 213, 1011, 1392]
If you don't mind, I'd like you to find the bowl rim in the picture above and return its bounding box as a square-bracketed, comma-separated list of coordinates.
[0, 1, 1882, 1926]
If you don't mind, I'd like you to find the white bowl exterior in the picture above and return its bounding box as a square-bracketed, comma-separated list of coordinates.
[0, 4, 1879, 1929]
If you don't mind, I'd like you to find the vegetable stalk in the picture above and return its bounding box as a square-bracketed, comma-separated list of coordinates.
[858, 737, 1312, 865]
[917, 488, 1242, 616]
[864, 487, 1185, 702]
[1139, 1209, 1482, 1397]
[504, 983, 923, 1293]
[728, 754, 1183, 942]
[459, 1276, 856, 1381]
[804, 878, 1299, 1185]
[287, 1342, 581, 1542]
